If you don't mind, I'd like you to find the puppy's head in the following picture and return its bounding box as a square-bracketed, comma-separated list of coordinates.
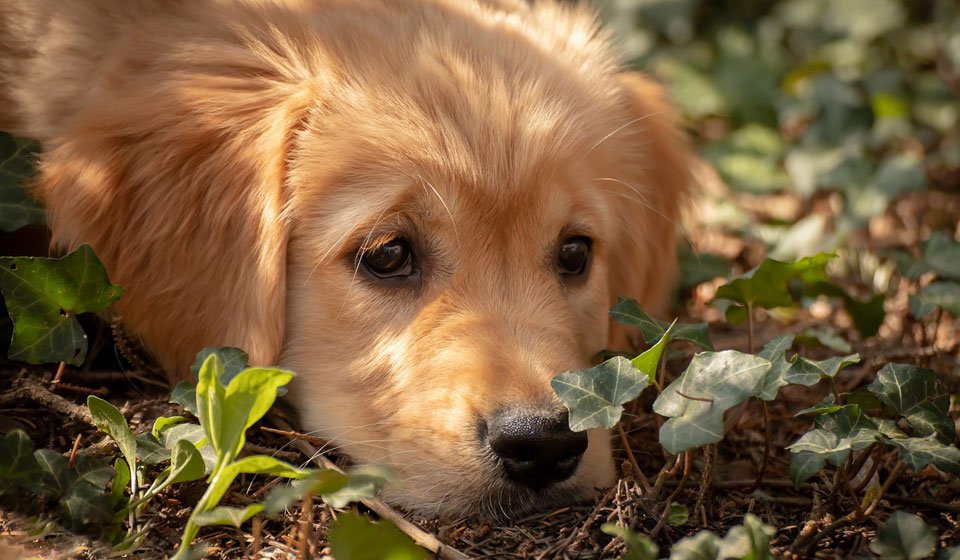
[34, 1, 690, 517]
[282, 2, 691, 516]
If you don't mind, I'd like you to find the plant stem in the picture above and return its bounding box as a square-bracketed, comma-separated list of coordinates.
[616, 423, 651, 494]
[746, 302, 755, 354]
[745, 401, 770, 494]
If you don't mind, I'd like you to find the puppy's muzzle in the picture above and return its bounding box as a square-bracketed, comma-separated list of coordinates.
[485, 408, 587, 489]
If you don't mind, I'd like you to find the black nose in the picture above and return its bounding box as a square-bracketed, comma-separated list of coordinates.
[486, 408, 588, 489]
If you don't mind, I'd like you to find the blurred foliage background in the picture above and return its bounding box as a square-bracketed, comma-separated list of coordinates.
[598, 0, 960, 265]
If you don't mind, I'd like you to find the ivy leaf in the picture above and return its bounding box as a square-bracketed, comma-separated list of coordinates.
[0, 429, 40, 492]
[135, 433, 169, 465]
[190, 347, 250, 385]
[0, 245, 123, 365]
[667, 504, 690, 527]
[868, 363, 955, 441]
[193, 504, 264, 528]
[789, 446, 828, 487]
[0, 132, 44, 232]
[870, 512, 937, 560]
[654, 351, 772, 454]
[609, 298, 713, 350]
[170, 383, 199, 416]
[787, 406, 880, 484]
[921, 231, 960, 280]
[888, 435, 960, 474]
[552, 357, 651, 431]
[756, 335, 795, 401]
[784, 354, 861, 387]
[909, 282, 960, 318]
[328, 511, 429, 560]
[713, 253, 835, 323]
[601, 523, 658, 560]
[632, 321, 675, 383]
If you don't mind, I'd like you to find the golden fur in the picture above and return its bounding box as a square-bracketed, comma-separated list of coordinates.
[0, 0, 691, 517]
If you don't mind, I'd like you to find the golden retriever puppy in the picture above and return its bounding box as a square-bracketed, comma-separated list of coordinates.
[0, 0, 691, 517]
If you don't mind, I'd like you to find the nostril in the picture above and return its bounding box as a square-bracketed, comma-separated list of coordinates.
[487, 408, 588, 489]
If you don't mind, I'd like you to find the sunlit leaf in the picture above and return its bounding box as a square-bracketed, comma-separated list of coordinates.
[190, 347, 249, 385]
[193, 504, 264, 528]
[552, 357, 651, 431]
[0, 245, 123, 365]
[88, 396, 138, 476]
[654, 351, 772, 454]
[322, 465, 393, 509]
[714, 254, 835, 323]
[264, 469, 350, 515]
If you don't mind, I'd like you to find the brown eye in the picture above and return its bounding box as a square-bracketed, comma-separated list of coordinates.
[361, 238, 414, 278]
[558, 236, 591, 277]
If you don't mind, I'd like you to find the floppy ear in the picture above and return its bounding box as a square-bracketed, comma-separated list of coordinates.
[32, 13, 316, 380]
[607, 72, 693, 349]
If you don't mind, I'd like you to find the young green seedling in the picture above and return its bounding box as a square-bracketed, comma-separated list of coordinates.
[173, 354, 310, 559]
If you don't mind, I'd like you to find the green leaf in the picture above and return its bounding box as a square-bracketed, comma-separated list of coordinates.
[888, 435, 960, 474]
[714, 253, 835, 321]
[922, 231, 960, 280]
[263, 469, 350, 515]
[631, 320, 675, 383]
[0, 429, 40, 491]
[756, 335, 795, 401]
[796, 327, 851, 353]
[870, 512, 937, 560]
[677, 252, 732, 291]
[196, 354, 227, 457]
[717, 514, 775, 560]
[910, 282, 960, 317]
[159, 422, 216, 472]
[654, 351, 772, 454]
[217, 366, 295, 460]
[669, 530, 720, 560]
[610, 298, 713, 350]
[601, 523, 658, 560]
[31, 448, 72, 497]
[789, 447, 828, 487]
[170, 383, 198, 416]
[328, 511, 429, 560]
[135, 433, 169, 465]
[59, 471, 113, 531]
[322, 465, 393, 509]
[788, 406, 880, 476]
[667, 503, 690, 527]
[167, 439, 206, 485]
[0, 245, 123, 365]
[226, 455, 311, 479]
[192, 504, 264, 528]
[784, 354, 861, 386]
[552, 357, 651, 431]
[844, 293, 886, 339]
[189, 347, 249, 384]
[868, 363, 955, 441]
[88, 396, 138, 474]
[0, 132, 44, 232]
[110, 458, 131, 508]
[153, 415, 187, 439]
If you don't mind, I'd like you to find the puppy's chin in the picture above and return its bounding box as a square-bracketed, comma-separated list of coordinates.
[368, 429, 616, 520]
